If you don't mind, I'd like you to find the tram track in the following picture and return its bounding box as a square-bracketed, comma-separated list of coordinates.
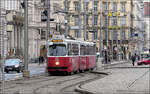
[61, 72, 105, 94]
[3, 72, 91, 93]
[32, 72, 92, 94]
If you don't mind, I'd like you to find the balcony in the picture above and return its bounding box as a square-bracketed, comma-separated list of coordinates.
[6, 11, 24, 25]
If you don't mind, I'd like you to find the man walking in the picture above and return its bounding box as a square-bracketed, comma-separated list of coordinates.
[131, 55, 136, 66]
[39, 56, 42, 65]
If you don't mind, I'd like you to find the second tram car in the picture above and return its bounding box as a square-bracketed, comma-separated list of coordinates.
[47, 35, 96, 75]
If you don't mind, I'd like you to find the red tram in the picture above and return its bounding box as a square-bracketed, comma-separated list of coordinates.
[46, 35, 96, 75]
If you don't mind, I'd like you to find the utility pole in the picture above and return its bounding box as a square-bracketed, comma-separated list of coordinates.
[111, 18, 114, 61]
[47, 0, 50, 40]
[120, 19, 123, 60]
[106, 1, 109, 64]
[84, 0, 87, 41]
[128, 13, 130, 60]
[65, 0, 69, 37]
[1, 18, 6, 94]
[116, 9, 119, 61]
[92, 0, 94, 41]
[0, 1, 5, 93]
[23, 0, 30, 77]
[99, 0, 103, 54]
[78, 0, 82, 38]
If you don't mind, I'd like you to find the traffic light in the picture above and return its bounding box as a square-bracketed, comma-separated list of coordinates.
[21, 2, 25, 8]
[43, 10, 48, 16]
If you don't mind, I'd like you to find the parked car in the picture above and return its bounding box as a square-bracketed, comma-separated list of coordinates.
[141, 54, 150, 59]
[137, 58, 150, 65]
[5, 59, 24, 73]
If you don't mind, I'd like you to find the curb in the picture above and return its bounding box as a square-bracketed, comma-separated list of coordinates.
[101, 61, 127, 67]
[111, 66, 150, 68]
[75, 71, 109, 94]
[75, 85, 95, 94]
[91, 71, 110, 75]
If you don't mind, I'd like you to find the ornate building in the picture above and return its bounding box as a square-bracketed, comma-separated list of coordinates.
[63, 0, 133, 60]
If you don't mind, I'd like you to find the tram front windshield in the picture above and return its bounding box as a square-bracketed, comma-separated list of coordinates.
[48, 44, 67, 56]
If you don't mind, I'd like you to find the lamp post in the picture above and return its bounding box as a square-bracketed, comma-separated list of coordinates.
[47, 0, 50, 40]
[99, 0, 103, 55]
[1, 18, 6, 94]
[23, 0, 30, 77]
[106, 1, 109, 64]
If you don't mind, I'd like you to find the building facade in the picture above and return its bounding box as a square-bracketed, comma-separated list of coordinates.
[143, 0, 150, 51]
[1, 0, 65, 60]
[131, 0, 146, 56]
[63, 0, 132, 60]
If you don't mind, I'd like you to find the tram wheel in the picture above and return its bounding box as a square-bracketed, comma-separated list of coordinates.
[76, 70, 80, 74]
[48, 72, 54, 76]
[80, 69, 84, 73]
[68, 71, 74, 75]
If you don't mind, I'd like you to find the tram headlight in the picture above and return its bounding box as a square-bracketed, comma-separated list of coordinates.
[55, 62, 60, 65]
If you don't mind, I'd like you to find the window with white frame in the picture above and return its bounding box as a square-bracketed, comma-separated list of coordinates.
[74, 2, 79, 11]
[85, 2, 89, 11]
[121, 30, 126, 39]
[94, 16, 98, 25]
[74, 30, 79, 38]
[112, 17, 117, 25]
[113, 30, 118, 40]
[121, 2, 126, 12]
[120, 17, 126, 26]
[113, 2, 117, 12]
[74, 16, 79, 25]
[94, 1, 98, 11]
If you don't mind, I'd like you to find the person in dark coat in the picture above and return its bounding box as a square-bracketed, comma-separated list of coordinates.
[131, 55, 136, 66]
[39, 56, 44, 65]
[39, 56, 42, 65]
[41, 56, 44, 64]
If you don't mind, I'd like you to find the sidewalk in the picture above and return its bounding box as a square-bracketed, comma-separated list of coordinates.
[76, 58, 150, 94]
[96, 58, 127, 69]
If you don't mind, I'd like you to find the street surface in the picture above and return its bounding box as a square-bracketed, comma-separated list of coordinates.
[1, 71, 105, 94]
[81, 62, 150, 94]
[0, 63, 46, 81]
[0, 60, 150, 94]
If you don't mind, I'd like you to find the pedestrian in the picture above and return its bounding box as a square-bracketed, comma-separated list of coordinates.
[131, 55, 136, 66]
[39, 56, 42, 65]
[104, 51, 108, 64]
[137, 55, 140, 61]
[41, 56, 44, 64]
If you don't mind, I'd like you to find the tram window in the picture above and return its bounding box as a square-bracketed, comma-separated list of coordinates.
[68, 44, 72, 55]
[68, 43, 79, 56]
[88, 46, 95, 55]
[80, 45, 86, 55]
[72, 44, 79, 55]
[48, 44, 67, 56]
[87, 46, 90, 55]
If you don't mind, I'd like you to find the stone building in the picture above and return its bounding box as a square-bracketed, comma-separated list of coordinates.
[1, 0, 65, 60]
[62, 0, 133, 60]
[131, 0, 146, 56]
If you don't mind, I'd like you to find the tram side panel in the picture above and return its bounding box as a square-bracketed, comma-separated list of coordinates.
[89, 55, 96, 69]
[79, 56, 87, 71]
[47, 56, 80, 73]
[69, 56, 80, 72]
